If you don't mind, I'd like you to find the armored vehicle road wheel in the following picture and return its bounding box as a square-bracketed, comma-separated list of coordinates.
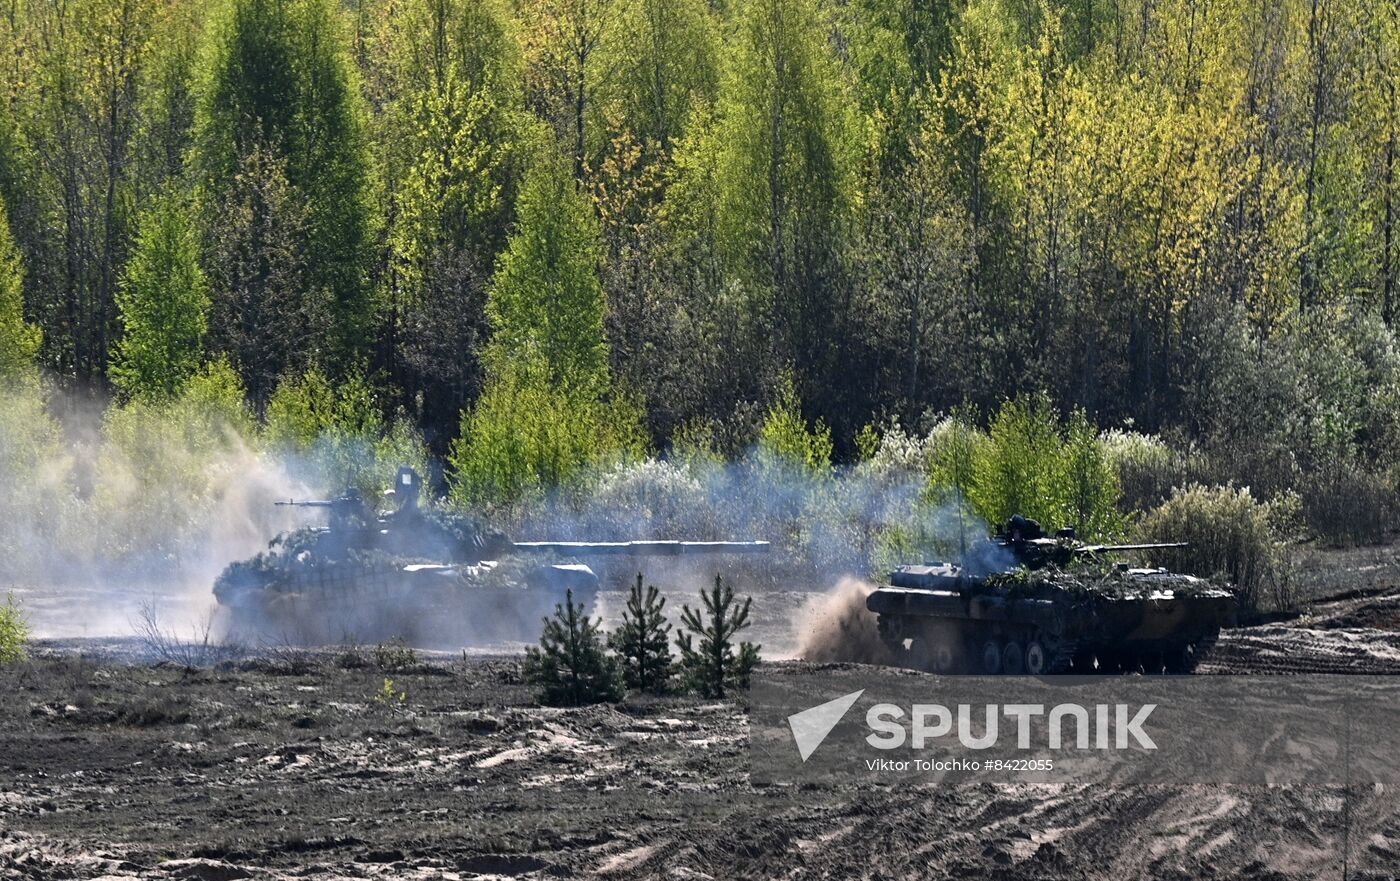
[1001, 640, 1025, 675]
[1024, 639, 1049, 675]
[980, 639, 1002, 674]
[931, 643, 956, 674]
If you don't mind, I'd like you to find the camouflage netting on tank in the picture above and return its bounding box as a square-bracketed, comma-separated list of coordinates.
[984, 563, 1221, 601]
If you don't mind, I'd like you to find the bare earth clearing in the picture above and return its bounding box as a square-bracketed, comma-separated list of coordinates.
[6, 561, 1400, 880]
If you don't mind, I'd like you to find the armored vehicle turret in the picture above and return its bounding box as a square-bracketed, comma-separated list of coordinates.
[213, 467, 769, 645]
[867, 515, 1235, 674]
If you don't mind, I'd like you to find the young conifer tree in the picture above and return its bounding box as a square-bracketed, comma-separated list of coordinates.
[676, 576, 761, 698]
[609, 574, 674, 693]
[524, 589, 623, 706]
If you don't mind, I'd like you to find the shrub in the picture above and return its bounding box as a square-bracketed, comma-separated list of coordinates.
[1299, 467, 1397, 547]
[265, 367, 429, 499]
[374, 638, 418, 671]
[970, 394, 1063, 527]
[374, 677, 407, 708]
[447, 365, 646, 511]
[524, 589, 624, 706]
[0, 592, 28, 664]
[961, 396, 1122, 539]
[757, 375, 832, 476]
[608, 574, 674, 693]
[676, 576, 760, 698]
[1060, 411, 1123, 538]
[1136, 484, 1294, 613]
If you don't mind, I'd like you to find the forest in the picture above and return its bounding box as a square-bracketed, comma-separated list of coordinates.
[0, 0, 1398, 589]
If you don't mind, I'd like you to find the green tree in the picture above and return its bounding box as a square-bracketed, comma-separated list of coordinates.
[193, 0, 375, 369]
[0, 593, 27, 664]
[757, 374, 833, 475]
[265, 366, 429, 497]
[970, 394, 1066, 528]
[676, 576, 760, 698]
[1058, 409, 1122, 539]
[486, 155, 609, 394]
[0, 199, 40, 380]
[681, 0, 861, 434]
[111, 193, 210, 401]
[205, 142, 309, 407]
[524, 589, 624, 706]
[448, 153, 637, 507]
[603, 0, 718, 154]
[608, 574, 674, 693]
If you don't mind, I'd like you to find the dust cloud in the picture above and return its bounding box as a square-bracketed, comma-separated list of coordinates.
[792, 578, 894, 664]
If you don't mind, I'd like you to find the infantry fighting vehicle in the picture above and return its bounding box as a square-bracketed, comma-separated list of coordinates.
[213, 466, 769, 644]
[866, 515, 1236, 674]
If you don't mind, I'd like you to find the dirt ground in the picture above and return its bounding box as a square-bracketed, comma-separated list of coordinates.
[6, 551, 1400, 881]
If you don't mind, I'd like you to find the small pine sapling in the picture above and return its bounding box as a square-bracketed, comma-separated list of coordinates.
[524, 589, 624, 706]
[608, 574, 674, 693]
[676, 576, 761, 698]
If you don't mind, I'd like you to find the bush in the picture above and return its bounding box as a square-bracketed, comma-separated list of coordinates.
[265, 367, 429, 499]
[1299, 467, 1398, 547]
[676, 576, 760, 698]
[1136, 484, 1294, 613]
[447, 365, 646, 511]
[524, 589, 624, 706]
[0, 592, 28, 664]
[374, 638, 418, 671]
[757, 375, 832, 476]
[608, 574, 674, 693]
[960, 395, 1122, 539]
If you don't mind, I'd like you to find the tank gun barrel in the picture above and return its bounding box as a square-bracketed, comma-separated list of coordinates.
[275, 499, 337, 507]
[1075, 542, 1190, 553]
[510, 540, 771, 556]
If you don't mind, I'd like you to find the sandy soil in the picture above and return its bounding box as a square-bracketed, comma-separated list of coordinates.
[6, 552, 1400, 881]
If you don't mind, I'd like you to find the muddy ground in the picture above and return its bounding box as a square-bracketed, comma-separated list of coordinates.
[7, 569, 1400, 880]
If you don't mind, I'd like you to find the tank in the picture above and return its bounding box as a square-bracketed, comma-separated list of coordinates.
[213, 466, 769, 645]
[866, 514, 1236, 674]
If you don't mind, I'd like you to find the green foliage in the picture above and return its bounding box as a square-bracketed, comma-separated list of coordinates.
[95, 357, 255, 559]
[0, 593, 28, 664]
[485, 155, 608, 395]
[960, 396, 1122, 539]
[1, 0, 1399, 566]
[374, 677, 407, 706]
[524, 589, 624, 706]
[448, 153, 646, 509]
[1137, 484, 1295, 613]
[111, 192, 210, 401]
[676, 576, 760, 698]
[0, 199, 40, 380]
[970, 394, 1065, 527]
[709, 0, 858, 287]
[608, 574, 674, 693]
[1060, 410, 1123, 538]
[448, 365, 646, 509]
[194, 0, 374, 368]
[757, 376, 833, 475]
[265, 367, 429, 498]
[374, 638, 419, 671]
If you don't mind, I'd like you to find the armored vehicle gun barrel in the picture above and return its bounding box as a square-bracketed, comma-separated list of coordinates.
[1075, 542, 1188, 554]
[510, 540, 771, 556]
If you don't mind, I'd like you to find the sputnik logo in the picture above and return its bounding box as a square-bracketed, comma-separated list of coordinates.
[786, 689, 865, 761]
